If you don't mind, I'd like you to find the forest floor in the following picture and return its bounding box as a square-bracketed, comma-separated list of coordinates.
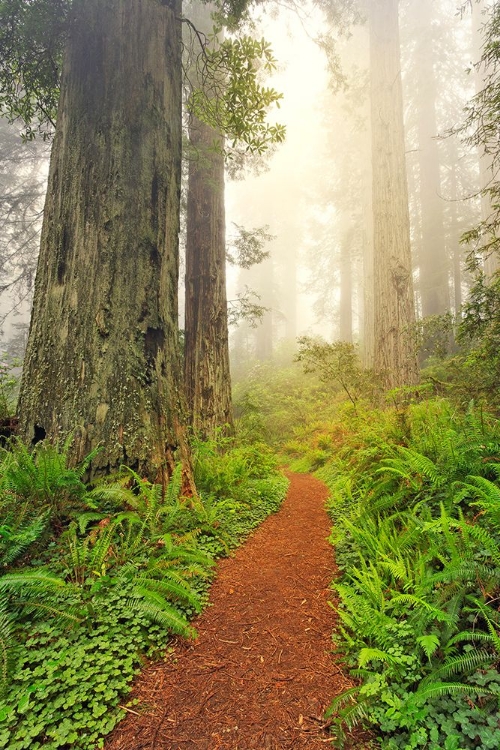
[105, 472, 372, 750]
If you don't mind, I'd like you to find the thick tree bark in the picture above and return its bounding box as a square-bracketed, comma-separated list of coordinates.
[413, 0, 449, 317]
[184, 1, 232, 439]
[18, 0, 185, 480]
[368, 0, 418, 387]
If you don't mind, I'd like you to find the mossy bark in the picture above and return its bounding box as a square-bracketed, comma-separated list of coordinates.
[369, 0, 418, 388]
[184, 2, 233, 439]
[18, 0, 186, 479]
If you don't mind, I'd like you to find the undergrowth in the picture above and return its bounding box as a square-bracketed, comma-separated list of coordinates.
[0, 436, 287, 749]
[314, 399, 500, 749]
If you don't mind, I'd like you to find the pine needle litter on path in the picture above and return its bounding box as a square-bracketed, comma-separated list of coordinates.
[105, 472, 370, 750]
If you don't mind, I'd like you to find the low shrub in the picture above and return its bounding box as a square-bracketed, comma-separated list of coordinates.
[318, 400, 500, 749]
[0, 437, 288, 749]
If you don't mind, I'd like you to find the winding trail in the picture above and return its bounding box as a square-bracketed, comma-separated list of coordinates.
[105, 472, 365, 749]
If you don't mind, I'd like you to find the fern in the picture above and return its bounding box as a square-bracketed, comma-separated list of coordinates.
[465, 475, 500, 529]
[0, 439, 98, 519]
[0, 568, 81, 678]
[446, 629, 497, 648]
[158, 533, 214, 568]
[0, 505, 49, 566]
[406, 681, 497, 706]
[324, 685, 362, 719]
[132, 577, 202, 613]
[126, 590, 196, 638]
[0, 570, 78, 624]
[387, 593, 454, 624]
[63, 522, 116, 584]
[358, 647, 398, 668]
[164, 463, 184, 506]
[84, 481, 137, 510]
[468, 597, 500, 654]
[417, 634, 440, 660]
[452, 518, 500, 567]
[397, 447, 446, 487]
[0, 570, 67, 591]
[75, 512, 110, 535]
[422, 649, 495, 683]
[0, 596, 13, 699]
[324, 687, 370, 750]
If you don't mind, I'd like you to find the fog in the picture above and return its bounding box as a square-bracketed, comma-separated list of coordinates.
[0, 0, 488, 377]
[225, 5, 330, 344]
[225, 0, 482, 368]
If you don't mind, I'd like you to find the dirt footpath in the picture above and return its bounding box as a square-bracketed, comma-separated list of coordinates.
[105, 472, 367, 750]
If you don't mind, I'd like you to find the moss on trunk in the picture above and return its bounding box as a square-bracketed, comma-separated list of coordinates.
[18, 0, 186, 479]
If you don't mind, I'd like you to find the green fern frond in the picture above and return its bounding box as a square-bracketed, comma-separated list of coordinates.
[132, 579, 202, 612]
[468, 597, 500, 653]
[417, 634, 440, 660]
[408, 681, 497, 706]
[158, 535, 214, 567]
[358, 647, 398, 668]
[379, 556, 409, 584]
[0, 598, 13, 699]
[75, 512, 108, 535]
[13, 599, 82, 624]
[151, 560, 212, 580]
[324, 686, 361, 719]
[387, 593, 453, 624]
[398, 447, 446, 486]
[336, 697, 370, 730]
[0, 509, 49, 566]
[447, 630, 495, 647]
[165, 464, 183, 506]
[74, 445, 102, 478]
[434, 560, 500, 587]
[423, 649, 494, 683]
[113, 511, 143, 525]
[465, 475, 500, 528]
[0, 438, 94, 518]
[452, 519, 500, 567]
[0, 571, 66, 591]
[127, 591, 196, 638]
[85, 482, 137, 510]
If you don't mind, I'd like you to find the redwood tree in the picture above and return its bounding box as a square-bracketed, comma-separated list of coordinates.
[412, 0, 449, 317]
[368, 0, 418, 387]
[184, 1, 233, 438]
[472, 0, 499, 278]
[17, 0, 185, 479]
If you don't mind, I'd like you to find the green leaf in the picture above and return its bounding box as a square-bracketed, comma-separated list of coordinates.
[416, 634, 440, 660]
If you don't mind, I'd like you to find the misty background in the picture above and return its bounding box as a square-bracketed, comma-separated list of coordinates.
[0, 0, 486, 371]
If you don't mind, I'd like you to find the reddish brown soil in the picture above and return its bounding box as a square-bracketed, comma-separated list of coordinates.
[105, 472, 369, 750]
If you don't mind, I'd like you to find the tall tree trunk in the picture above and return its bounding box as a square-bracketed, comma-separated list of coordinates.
[472, 0, 499, 278]
[339, 231, 353, 343]
[361, 182, 374, 366]
[369, 0, 418, 387]
[254, 256, 274, 360]
[184, 1, 232, 439]
[406, 154, 423, 317]
[18, 0, 185, 481]
[449, 149, 463, 317]
[281, 230, 297, 343]
[413, 0, 449, 317]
